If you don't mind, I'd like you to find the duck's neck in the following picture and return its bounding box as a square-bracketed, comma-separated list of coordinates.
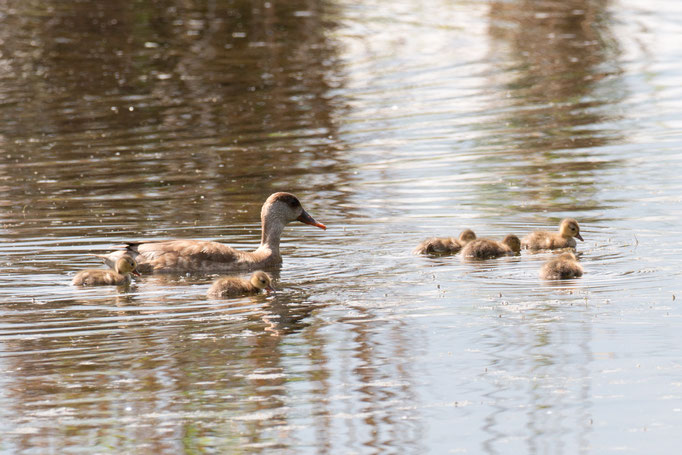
[259, 216, 285, 257]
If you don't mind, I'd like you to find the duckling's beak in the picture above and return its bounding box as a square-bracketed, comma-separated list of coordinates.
[297, 209, 327, 230]
[266, 285, 277, 294]
[576, 233, 584, 241]
[132, 269, 141, 277]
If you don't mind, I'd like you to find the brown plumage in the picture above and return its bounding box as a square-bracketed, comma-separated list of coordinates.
[522, 218, 583, 250]
[540, 252, 583, 280]
[414, 229, 476, 255]
[207, 271, 275, 298]
[72, 256, 140, 286]
[95, 192, 326, 273]
[461, 234, 521, 259]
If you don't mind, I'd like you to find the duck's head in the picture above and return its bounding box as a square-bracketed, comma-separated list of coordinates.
[262, 192, 326, 230]
[558, 252, 578, 261]
[559, 218, 583, 241]
[503, 234, 521, 253]
[459, 229, 476, 244]
[250, 270, 276, 293]
[115, 255, 140, 276]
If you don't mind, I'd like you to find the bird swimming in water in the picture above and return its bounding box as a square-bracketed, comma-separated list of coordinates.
[522, 218, 583, 250]
[539, 252, 583, 280]
[72, 255, 140, 286]
[207, 270, 276, 298]
[414, 229, 476, 255]
[93, 192, 326, 273]
[461, 234, 521, 259]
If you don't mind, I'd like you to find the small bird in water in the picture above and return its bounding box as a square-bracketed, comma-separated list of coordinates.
[207, 270, 276, 298]
[461, 234, 521, 259]
[522, 218, 583, 250]
[72, 256, 140, 286]
[414, 229, 476, 255]
[540, 252, 583, 280]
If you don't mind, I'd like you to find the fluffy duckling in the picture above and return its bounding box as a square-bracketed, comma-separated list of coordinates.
[207, 270, 276, 298]
[461, 234, 521, 259]
[414, 229, 476, 255]
[95, 192, 326, 273]
[540, 252, 583, 280]
[522, 218, 583, 250]
[72, 256, 140, 286]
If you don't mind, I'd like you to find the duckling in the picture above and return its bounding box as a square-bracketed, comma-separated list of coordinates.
[522, 218, 583, 250]
[414, 229, 476, 255]
[461, 234, 521, 259]
[207, 270, 276, 298]
[540, 252, 583, 280]
[72, 256, 140, 286]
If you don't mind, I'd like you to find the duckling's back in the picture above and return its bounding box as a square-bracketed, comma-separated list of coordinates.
[462, 239, 510, 259]
[522, 231, 577, 250]
[414, 237, 460, 255]
[540, 257, 583, 280]
[207, 277, 258, 298]
[72, 269, 128, 286]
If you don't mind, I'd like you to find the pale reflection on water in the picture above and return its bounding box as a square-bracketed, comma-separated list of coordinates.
[1, 0, 682, 453]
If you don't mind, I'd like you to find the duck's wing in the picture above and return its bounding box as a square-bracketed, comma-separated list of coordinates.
[128, 240, 244, 272]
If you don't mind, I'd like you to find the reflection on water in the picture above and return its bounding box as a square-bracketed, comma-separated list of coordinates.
[487, 0, 626, 216]
[2, 0, 682, 453]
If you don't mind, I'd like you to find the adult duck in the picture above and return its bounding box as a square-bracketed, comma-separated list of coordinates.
[96, 192, 326, 273]
[522, 218, 583, 250]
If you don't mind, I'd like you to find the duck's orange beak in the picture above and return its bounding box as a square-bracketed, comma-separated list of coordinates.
[576, 233, 584, 241]
[297, 209, 327, 230]
[132, 269, 141, 276]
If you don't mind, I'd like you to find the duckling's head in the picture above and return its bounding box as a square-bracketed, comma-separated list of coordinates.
[502, 234, 521, 253]
[559, 218, 583, 241]
[263, 192, 326, 230]
[557, 252, 578, 261]
[458, 229, 476, 244]
[250, 271, 276, 293]
[115, 256, 140, 276]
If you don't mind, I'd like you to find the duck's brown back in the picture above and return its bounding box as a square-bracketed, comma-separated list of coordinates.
[128, 240, 276, 273]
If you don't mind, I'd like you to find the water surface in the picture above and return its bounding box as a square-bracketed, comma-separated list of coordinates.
[1, 0, 682, 453]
